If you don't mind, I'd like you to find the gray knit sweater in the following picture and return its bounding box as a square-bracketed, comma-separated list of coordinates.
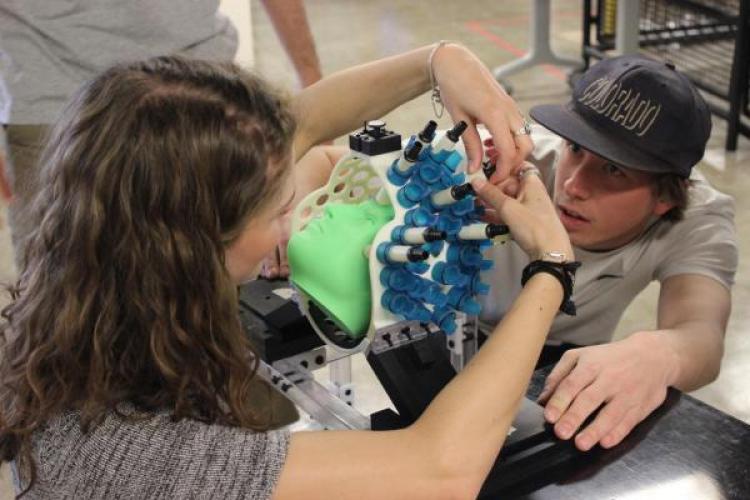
[12, 408, 290, 499]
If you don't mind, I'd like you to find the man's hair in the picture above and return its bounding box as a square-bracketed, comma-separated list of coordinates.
[654, 174, 691, 222]
[0, 56, 296, 492]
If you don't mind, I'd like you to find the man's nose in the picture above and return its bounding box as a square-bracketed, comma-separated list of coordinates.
[563, 164, 592, 200]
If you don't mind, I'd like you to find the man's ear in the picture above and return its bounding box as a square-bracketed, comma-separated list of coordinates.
[652, 198, 675, 217]
[0, 154, 13, 202]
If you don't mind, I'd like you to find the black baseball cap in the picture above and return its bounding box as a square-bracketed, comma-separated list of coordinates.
[530, 55, 712, 178]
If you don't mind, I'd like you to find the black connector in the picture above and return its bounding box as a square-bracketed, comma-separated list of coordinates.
[446, 120, 468, 142]
[407, 247, 430, 262]
[486, 224, 510, 238]
[404, 141, 423, 162]
[423, 228, 447, 242]
[349, 120, 402, 156]
[451, 183, 475, 200]
[418, 120, 438, 143]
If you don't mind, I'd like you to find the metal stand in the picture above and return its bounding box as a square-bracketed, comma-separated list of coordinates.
[240, 278, 578, 495]
[259, 356, 369, 430]
[492, 0, 583, 81]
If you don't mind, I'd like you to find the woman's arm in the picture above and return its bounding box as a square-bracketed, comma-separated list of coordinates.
[273, 173, 573, 500]
[291, 43, 532, 175]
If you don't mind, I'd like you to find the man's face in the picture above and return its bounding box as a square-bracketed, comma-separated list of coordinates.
[553, 141, 674, 251]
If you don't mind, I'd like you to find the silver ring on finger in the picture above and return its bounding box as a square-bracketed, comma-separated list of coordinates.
[512, 119, 532, 137]
[517, 165, 541, 179]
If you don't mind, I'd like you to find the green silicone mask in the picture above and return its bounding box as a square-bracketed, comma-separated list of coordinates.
[288, 200, 394, 338]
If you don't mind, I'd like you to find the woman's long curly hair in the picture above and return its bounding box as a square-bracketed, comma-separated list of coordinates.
[0, 56, 296, 489]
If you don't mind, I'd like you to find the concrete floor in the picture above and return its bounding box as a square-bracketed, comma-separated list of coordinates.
[1, 0, 749, 496]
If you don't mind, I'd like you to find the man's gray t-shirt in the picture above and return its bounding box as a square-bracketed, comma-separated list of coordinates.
[479, 129, 738, 346]
[0, 0, 238, 124]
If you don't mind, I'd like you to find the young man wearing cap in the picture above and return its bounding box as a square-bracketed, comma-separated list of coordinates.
[475, 55, 737, 453]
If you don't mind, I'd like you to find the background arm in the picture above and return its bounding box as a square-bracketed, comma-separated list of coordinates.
[260, 0, 322, 88]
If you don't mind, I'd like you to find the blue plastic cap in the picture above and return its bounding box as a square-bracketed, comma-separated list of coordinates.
[446, 286, 481, 315]
[387, 165, 410, 186]
[430, 149, 450, 163]
[446, 245, 461, 264]
[442, 319, 457, 335]
[405, 260, 430, 274]
[461, 298, 481, 316]
[390, 226, 405, 243]
[405, 207, 436, 227]
[423, 240, 444, 257]
[396, 188, 416, 208]
[405, 183, 427, 202]
[376, 242, 391, 264]
[418, 197, 438, 213]
[431, 262, 445, 282]
[451, 173, 466, 185]
[480, 259, 494, 271]
[432, 307, 457, 335]
[382, 290, 416, 316]
[447, 286, 467, 306]
[447, 263, 469, 286]
[415, 279, 448, 307]
[379, 267, 394, 288]
[431, 262, 446, 283]
[437, 216, 462, 235]
[449, 198, 475, 218]
[381, 267, 416, 292]
[443, 150, 464, 172]
[397, 181, 429, 208]
[432, 262, 468, 286]
[417, 161, 442, 184]
[428, 288, 449, 308]
[406, 303, 433, 323]
[471, 273, 490, 295]
[381, 289, 397, 311]
[460, 246, 483, 267]
[437, 173, 454, 189]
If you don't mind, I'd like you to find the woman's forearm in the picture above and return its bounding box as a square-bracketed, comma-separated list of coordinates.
[291, 45, 434, 160]
[412, 273, 563, 488]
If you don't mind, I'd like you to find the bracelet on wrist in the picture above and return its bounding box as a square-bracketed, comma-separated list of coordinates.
[521, 259, 581, 316]
[428, 40, 450, 118]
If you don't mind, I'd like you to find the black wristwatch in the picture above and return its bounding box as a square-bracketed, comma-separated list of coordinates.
[521, 256, 581, 316]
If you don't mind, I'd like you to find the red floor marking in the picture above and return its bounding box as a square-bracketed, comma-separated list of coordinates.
[464, 10, 580, 82]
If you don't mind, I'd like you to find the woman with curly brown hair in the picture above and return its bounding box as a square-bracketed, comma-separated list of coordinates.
[0, 43, 573, 499]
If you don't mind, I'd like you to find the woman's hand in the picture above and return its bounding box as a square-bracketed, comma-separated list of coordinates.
[259, 145, 346, 280]
[431, 43, 533, 179]
[471, 163, 572, 261]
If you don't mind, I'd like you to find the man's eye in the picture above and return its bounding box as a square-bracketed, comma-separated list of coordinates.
[568, 142, 581, 153]
[604, 163, 624, 177]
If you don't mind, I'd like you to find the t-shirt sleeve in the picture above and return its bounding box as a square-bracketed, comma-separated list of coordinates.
[654, 185, 738, 289]
[183, 420, 291, 500]
[93, 412, 291, 500]
[167, 416, 290, 499]
[30, 409, 292, 500]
